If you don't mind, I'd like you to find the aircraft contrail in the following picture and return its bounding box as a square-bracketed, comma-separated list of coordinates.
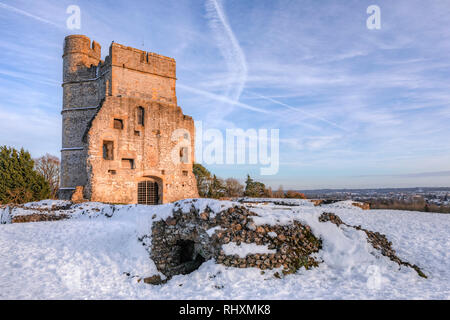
[0, 2, 61, 28]
[178, 83, 270, 114]
[205, 0, 248, 103]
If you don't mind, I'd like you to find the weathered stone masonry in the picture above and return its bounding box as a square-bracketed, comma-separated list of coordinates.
[148, 201, 323, 279]
[60, 35, 198, 204]
[145, 200, 426, 281]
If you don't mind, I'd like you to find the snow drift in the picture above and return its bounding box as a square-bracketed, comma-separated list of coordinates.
[0, 199, 448, 299]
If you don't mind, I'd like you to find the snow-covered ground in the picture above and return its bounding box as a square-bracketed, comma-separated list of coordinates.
[0, 199, 449, 299]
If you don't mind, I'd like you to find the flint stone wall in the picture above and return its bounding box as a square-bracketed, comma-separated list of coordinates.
[148, 201, 426, 280]
[149, 201, 322, 278]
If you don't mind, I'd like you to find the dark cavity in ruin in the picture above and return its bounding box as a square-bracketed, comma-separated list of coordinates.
[176, 240, 206, 274]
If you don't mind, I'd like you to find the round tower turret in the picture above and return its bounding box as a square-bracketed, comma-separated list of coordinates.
[63, 35, 101, 82]
[60, 35, 102, 200]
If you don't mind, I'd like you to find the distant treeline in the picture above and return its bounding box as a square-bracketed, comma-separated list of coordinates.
[301, 187, 450, 195]
[365, 198, 450, 214]
[193, 164, 306, 199]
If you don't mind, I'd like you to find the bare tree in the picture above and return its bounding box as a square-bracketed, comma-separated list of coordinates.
[274, 185, 284, 198]
[264, 186, 273, 198]
[225, 178, 244, 197]
[34, 154, 60, 199]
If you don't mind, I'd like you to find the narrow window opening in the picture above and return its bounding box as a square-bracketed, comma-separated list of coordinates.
[137, 107, 145, 126]
[182, 170, 188, 176]
[103, 141, 114, 160]
[180, 147, 189, 163]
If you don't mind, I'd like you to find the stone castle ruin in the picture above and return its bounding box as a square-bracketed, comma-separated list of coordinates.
[59, 35, 198, 204]
[39, 35, 426, 285]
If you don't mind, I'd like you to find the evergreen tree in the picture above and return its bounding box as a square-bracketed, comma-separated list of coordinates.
[0, 146, 50, 204]
[207, 175, 226, 199]
[193, 163, 212, 197]
[244, 174, 266, 197]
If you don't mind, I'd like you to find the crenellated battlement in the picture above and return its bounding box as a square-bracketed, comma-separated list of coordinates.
[62, 35, 177, 102]
[109, 42, 176, 79]
[62, 34, 178, 108]
[63, 35, 103, 84]
[109, 42, 175, 62]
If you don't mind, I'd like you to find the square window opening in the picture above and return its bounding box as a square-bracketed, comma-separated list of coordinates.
[114, 118, 124, 129]
[122, 158, 135, 169]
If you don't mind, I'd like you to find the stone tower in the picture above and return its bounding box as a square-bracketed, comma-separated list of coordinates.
[60, 35, 198, 204]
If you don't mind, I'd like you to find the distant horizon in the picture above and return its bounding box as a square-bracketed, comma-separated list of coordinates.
[296, 186, 450, 192]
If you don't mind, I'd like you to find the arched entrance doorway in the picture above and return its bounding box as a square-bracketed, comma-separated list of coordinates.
[137, 180, 160, 205]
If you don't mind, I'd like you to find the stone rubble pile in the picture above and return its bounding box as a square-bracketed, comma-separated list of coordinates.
[146, 201, 427, 283]
[319, 212, 427, 278]
[147, 201, 322, 280]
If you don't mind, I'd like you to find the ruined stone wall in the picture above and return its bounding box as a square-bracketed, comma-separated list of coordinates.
[85, 96, 197, 204]
[109, 43, 177, 105]
[149, 201, 322, 279]
[60, 35, 198, 203]
[147, 200, 426, 282]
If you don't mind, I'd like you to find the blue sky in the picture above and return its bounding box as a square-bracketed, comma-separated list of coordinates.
[1, 0, 450, 189]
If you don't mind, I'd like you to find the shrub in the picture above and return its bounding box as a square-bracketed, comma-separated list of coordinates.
[224, 178, 244, 197]
[285, 190, 307, 199]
